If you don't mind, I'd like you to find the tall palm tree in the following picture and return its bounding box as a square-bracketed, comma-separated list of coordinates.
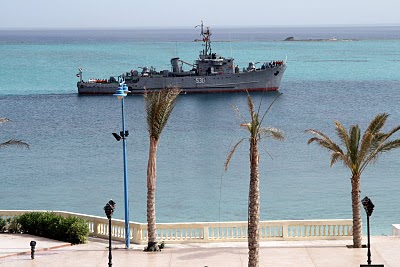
[0, 118, 29, 149]
[225, 93, 284, 267]
[144, 88, 180, 251]
[306, 113, 400, 248]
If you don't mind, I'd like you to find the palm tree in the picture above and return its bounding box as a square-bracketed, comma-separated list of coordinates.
[306, 113, 400, 248]
[0, 118, 29, 149]
[144, 88, 180, 251]
[225, 93, 284, 267]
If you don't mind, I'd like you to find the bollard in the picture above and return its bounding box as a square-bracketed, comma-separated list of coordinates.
[30, 241, 36, 259]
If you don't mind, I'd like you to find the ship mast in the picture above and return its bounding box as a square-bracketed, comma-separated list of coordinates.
[196, 21, 212, 56]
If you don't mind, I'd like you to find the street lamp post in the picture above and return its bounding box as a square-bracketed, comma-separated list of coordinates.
[104, 199, 116, 267]
[360, 196, 384, 267]
[113, 83, 131, 248]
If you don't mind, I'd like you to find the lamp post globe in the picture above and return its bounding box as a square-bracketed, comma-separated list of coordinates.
[104, 201, 115, 219]
[114, 87, 126, 100]
[361, 196, 375, 217]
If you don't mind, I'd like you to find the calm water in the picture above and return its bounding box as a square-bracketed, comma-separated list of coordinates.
[1, 26, 400, 235]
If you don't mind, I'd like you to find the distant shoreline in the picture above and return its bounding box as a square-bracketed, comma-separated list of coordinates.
[283, 36, 358, 42]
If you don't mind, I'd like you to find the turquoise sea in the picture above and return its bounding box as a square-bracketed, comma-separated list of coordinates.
[0, 26, 400, 235]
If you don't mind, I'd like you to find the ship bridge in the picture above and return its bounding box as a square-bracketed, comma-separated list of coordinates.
[196, 53, 234, 75]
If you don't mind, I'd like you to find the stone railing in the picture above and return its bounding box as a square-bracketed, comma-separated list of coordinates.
[393, 224, 400, 236]
[0, 210, 353, 245]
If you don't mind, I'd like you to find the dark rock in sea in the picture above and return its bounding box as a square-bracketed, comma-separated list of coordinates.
[283, 36, 357, 42]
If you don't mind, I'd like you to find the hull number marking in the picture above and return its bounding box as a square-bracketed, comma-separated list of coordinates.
[195, 78, 206, 84]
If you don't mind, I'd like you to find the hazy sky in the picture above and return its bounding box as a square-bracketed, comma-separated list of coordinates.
[1, 0, 399, 29]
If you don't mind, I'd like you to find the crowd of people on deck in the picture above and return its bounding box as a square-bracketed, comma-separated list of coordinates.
[262, 60, 284, 69]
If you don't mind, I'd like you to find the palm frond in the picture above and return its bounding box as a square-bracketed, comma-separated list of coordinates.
[306, 129, 343, 152]
[256, 94, 263, 119]
[259, 127, 285, 141]
[366, 113, 388, 135]
[317, 139, 344, 153]
[0, 118, 11, 123]
[360, 139, 400, 174]
[358, 113, 390, 163]
[307, 137, 322, 145]
[309, 113, 400, 177]
[227, 93, 283, 170]
[378, 139, 400, 153]
[335, 121, 350, 150]
[348, 125, 361, 166]
[259, 93, 282, 127]
[0, 139, 29, 149]
[225, 138, 245, 171]
[358, 131, 373, 164]
[367, 125, 400, 157]
[384, 125, 400, 139]
[247, 93, 255, 117]
[144, 87, 180, 140]
[305, 129, 333, 142]
[230, 104, 247, 125]
[330, 151, 344, 166]
[249, 114, 260, 138]
[368, 132, 387, 152]
[240, 123, 251, 132]
[359, 115, 400, 174]
[258, 141, 274, 160]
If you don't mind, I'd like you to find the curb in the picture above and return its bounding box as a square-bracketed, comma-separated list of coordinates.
[0, 243, 73, 259]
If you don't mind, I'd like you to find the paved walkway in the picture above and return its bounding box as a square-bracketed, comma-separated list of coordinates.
[0, 234, 399, 266]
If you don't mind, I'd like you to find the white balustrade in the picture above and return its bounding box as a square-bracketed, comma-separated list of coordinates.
[0, 210, 353, 245]
[392, 224, 400, 236]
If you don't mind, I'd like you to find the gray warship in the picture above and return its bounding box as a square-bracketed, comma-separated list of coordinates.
[77, 22, 286, 94]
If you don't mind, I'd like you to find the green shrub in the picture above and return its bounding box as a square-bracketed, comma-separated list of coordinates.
[65, 217, 89, 244]
[17, 212, 89, 244]
[0, 217, 6, 232]
[6, 216, 21, 233]
[18, 212, 42, 235]
[37, 212, 61, 238]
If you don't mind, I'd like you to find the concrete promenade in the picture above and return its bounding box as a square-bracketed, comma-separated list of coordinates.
[0, 234, 399, 266]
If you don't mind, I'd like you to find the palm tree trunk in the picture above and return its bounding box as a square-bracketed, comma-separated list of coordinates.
[248, 138, 260, 267]
[147, 136, 159, 248]
[351, 173, 362, 248]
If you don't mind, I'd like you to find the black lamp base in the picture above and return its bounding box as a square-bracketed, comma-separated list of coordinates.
[360, 265, 384, 267]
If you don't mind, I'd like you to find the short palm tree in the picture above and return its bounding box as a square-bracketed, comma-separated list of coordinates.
[144, 87, 180, 251]
[0, 118, 29, 149]
[225, 93, 284, 267]
[306, 113, 400, 248]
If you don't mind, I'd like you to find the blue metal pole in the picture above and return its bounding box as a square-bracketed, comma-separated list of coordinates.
[121, 97, 130, 248]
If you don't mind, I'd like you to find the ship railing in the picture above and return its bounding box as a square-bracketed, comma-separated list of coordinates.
[0, 210, 353, 245]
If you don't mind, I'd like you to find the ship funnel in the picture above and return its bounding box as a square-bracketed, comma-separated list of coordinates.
[171, 57, 182, 73]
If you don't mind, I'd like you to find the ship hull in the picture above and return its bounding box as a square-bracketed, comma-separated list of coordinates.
[78, 65, 286, 95]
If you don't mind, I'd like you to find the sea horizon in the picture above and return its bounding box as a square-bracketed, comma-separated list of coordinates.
[1, 25, 398, 48]
[1, 23, 400, 30]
